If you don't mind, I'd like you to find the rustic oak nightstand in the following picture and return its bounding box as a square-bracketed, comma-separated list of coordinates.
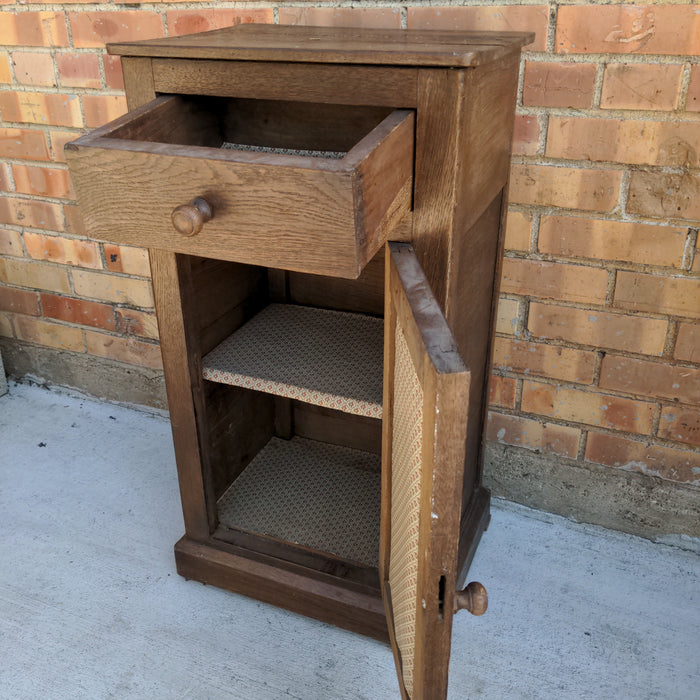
[66, 24, 532, 698]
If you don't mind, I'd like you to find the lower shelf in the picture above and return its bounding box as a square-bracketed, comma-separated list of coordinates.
[217, 435, 381, 568]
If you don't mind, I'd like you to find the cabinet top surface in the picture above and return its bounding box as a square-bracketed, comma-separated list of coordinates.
[108, 24, 534, 67]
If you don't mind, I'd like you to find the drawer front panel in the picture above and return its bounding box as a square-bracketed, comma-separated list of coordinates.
[69, 146, 359, 277]
[66, 96, 414, 279]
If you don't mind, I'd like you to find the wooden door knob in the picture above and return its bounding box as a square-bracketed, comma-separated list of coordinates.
[171, 197, 212, 237]
[454, 581, 487, 616]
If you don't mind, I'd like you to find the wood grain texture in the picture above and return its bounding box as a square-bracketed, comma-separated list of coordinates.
[153, 59, 418, 107]
[213, 526, 380, 590]
[121, 57, 155, 111]
[174, 536, 389, 642]
[148, 250, 213, 540]
[67, 100, 413, 279]
[109, 24, 533, 68]
[293, 402, 382, 455]
[382, 242, 470, 700]
[288, 247, 385, 316]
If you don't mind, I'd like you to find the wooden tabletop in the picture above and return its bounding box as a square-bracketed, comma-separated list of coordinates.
[108, 24, 534, 67]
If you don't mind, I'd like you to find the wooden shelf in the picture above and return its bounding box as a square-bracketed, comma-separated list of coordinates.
[202, 304, 383, 418]
[217, 436, 380, 567]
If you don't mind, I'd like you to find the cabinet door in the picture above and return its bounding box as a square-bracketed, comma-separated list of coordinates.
[381, 242, 471, 699]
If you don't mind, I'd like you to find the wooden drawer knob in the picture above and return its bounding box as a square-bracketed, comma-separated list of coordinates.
[454, 581, 487, 616]
[171, 197, 212, 237]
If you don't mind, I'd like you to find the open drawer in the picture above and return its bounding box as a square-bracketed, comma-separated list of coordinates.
[65, 95, 414, 278]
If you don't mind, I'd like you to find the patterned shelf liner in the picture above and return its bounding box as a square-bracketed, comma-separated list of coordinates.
[202, 303, 384, 418]
[217, 436, 381, 567]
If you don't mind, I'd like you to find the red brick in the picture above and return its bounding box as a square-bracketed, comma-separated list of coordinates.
[103, 244, 151, 277]
[166, 10, 272, 38]
[41, 294, 116, 331]
[0, 287, 40, 316]
[628, 171, 700, 221]
[49, 131, 79, 164]
[538, 216, 687, 269]
[504, 211, 531, 252]
[675, 323, 699, 363]
[12, 165, 74, 199]
[488, 374, 517, 409]
[11, 51, 55, 87]
[510, 164, 621, 212]
[546, 117, 700, 168]
[82, 95, 128, 128]
[70, 12, 164, 49]
[529, 302, 667, 356]
[279, 7, 400, 28]
[57, 52, 102, 89]
[493, 337, 596, 385]
[102, 54, 124, 90]
[659, 406, 700, 447]
[72, 269, 154, 307]
[407, 6, 548, 52]
[0, 12, 69, 47]
[512, 115, 539, 157]
[687, 66, 700, 113]
[522, 62, 596, 109]
[496, 297, 520, 336]
[601, 63, 682, 111]
[84, 330, 162, 369]
[486, 411, 580, 458]
[614, 272, 700, 320]
[0, 52, 11, 84]
[585, 432, 700, 485]
[0, 128, 50, 161]
[556, 5, 700, 56]
[600, 355, 700, 406]
[13, 315, 84, 352]
[521, 380, 655, 434]
[0, 258, 71, 294]
[115, 308, 159, 340]
[0, 163, 10, 192]
[0, 229, 23, 257]
[0, 91, 82, 129]
[0, 197, 63, 231]
[24, 233, 101, 269]
[500, 258, 608, 304]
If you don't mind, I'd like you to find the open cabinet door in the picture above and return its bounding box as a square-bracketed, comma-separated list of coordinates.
[381, 242, 486, 699]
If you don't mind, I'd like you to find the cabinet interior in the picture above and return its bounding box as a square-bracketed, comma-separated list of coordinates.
[191, 251, 386, 589]
[107, 94, 394, 155]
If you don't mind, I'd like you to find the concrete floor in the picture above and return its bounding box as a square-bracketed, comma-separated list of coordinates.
[1, 381, 698, 699]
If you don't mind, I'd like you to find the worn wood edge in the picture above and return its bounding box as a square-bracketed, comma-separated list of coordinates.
[388, 243, 467, 378]
[174, 536, 389, 641]
[107, 25, 535, 66]
[456, 486, 491, 590]
[413, 363, 470, 697]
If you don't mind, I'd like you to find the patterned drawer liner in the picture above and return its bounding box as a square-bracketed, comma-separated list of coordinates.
[217, 435, 380, 567]
[202, 303, 383, 418]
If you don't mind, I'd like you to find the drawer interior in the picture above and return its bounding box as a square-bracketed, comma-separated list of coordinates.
[191, 251, 385, 588]
[106, 95, 395, 156]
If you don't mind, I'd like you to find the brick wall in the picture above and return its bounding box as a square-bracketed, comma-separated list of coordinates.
[1, 2, 698, 526]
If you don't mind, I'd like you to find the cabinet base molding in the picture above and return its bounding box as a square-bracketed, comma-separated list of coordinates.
[174, 536, 389, 642]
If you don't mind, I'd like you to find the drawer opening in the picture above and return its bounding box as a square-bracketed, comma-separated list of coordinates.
[194, 253, 385, 588]
[105, 94, 396, 159]
[66, 96, 414, 279]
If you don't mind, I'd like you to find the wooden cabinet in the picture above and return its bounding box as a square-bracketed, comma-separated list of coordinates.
[66, 24, 531, 698]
